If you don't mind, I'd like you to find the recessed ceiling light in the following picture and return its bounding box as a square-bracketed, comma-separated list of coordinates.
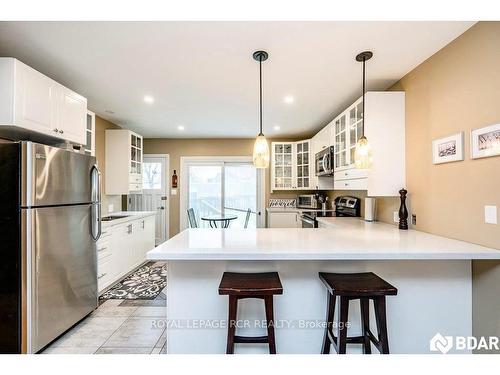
[143, 95, 154, 104]
[283, 95, 295, 104]
[177, 125, 185, 131]
[273, 125, 281, 131]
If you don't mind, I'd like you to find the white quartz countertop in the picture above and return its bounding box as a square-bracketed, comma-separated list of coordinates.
[147, 217, 500, 260]
[101, 211, 156, 227]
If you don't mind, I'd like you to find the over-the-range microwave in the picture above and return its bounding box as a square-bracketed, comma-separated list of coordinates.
[315, 146, 334, 176]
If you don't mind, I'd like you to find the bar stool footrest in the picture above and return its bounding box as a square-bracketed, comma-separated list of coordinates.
[234, 335, 269, 344]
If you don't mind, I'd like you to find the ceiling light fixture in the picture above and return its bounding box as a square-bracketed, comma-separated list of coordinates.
[273, 125, 281, 131]
[354, 51, 373, 170]
[177, 125, 185, 131]
[143, 95, 154, 104]
[252, 50, 270, 169]
[283, 95, 295, 104]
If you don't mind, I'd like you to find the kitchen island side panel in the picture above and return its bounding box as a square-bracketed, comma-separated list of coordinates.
[165, 260, 471, 354]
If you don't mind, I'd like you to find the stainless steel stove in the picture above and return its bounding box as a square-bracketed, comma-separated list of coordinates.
[300, 196, 360, 228]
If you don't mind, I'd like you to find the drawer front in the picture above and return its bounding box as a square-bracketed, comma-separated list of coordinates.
[97, 257, 112, 291]
[129, 174, 142, 184]
[97, 240, 112, 260]
[335, 168, 368, 181]
[129, 183, 142, 192]
[334, 178, 367, 190]
[99, 227, 112, 238]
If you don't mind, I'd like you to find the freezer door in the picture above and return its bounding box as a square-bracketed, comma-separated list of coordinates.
[21, 142, 97, 207]
[25, 204, 97, 353]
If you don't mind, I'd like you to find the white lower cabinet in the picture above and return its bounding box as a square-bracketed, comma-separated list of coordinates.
[267, 211, 301, 228]
[97, 215, 156, 294]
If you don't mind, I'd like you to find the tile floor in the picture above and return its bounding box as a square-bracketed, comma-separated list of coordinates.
[41, 290, 167, 354]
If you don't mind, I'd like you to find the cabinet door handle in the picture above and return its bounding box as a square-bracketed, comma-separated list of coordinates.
[53, 128, 59, 133]
[59, 130, 64, 134]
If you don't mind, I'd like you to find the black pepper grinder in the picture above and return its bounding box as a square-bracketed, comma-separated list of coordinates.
[398, 188, 408, 230]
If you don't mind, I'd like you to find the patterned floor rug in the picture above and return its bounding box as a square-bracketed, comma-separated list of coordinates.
[100, 261, 167, 300]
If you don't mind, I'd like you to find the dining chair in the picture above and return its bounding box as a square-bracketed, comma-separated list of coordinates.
[244, 208, 252, 229]
[187, 208, 198, 228]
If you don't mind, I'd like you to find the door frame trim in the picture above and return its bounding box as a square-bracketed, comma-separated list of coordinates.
[179, 156, 265, 231]
[143, 153, 170, 242]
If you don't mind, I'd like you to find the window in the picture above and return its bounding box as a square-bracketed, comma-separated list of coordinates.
[143, 162, 162, 189]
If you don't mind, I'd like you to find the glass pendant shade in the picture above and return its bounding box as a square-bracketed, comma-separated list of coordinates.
[253, 134, 270, 168]
[354, 135, 372, 169]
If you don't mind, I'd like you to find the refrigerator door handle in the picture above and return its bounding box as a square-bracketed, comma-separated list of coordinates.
[90, 165, 102, 241]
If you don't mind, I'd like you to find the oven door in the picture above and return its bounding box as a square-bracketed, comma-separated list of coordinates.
[300, 215, 317, 228]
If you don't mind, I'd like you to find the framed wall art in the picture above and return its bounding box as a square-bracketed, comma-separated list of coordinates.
[471, 123, 500, 159]
[432, 132, 464, 164]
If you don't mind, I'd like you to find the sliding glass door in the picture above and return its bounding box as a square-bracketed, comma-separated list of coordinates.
[187, 161, 259, 229]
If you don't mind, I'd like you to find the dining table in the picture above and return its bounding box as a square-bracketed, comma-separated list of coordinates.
[200, 214, 238, 228]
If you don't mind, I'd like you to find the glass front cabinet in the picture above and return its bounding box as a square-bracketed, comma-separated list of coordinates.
[334, 97, 364, 171]
[105, 129, 144, 195]
[84, 110, 95, 156]
[271, 140, 314, 191]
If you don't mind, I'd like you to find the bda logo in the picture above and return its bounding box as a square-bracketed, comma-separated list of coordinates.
[430, 333, 453, 354]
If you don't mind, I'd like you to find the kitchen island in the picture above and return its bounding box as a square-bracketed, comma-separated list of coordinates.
[147, 218, 500, 354]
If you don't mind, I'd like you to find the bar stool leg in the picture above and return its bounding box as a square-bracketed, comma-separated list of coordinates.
[360, 298, 372, 354]
[374, 296, 390, 354]
[264, 295, 276, 354]
[337, 296, 349, 354]
[226, 295, 238, 354]
[321, 292, 336, 354]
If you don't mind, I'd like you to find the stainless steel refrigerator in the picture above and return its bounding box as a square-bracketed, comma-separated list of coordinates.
[0, 141, 101, 353]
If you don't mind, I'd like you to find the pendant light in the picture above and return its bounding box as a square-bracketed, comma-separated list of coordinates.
[354, 51, 373, 169]
[252, 50, 270, 169]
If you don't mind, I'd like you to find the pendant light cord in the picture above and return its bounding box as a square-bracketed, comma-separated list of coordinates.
[259, 56, 263, 136]
[362, 56, 365, 138]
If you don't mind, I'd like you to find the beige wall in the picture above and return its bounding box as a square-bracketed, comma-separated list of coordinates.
[95, 115, 122, 215]
[389, 22, 500, 249]
[144, 138, 311, 235]
[386, 22, 500, 344]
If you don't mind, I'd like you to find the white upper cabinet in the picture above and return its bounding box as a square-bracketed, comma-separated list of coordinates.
[330, 91, 405, 196]
[0, 58, 87, 145]
[271, 140, 314, 191]
[105, 129, 143, 195]
[58, 86, 87, 143]
[312, 122, 333, 156]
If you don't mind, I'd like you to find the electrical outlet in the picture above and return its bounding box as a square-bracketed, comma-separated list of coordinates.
[393, 211, 399, 223]
[412, 214, 417, 225]
[485, 205, 497, 224]
[108, 204, 114, 213]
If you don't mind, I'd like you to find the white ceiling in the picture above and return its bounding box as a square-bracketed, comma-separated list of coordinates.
[0, 21, 474, 138]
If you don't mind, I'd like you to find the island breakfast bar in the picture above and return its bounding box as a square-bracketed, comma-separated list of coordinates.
[147, 218, 500, 354]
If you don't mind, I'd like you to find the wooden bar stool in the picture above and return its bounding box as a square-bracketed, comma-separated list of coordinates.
[319, 272, 397, 354]
[218, 272, 283, 354]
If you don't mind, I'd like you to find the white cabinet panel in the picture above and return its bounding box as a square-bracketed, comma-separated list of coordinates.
[59, 86, 87, 144]
[98, 216, 156, 294]
[0, 58, 87, 144]
[334, 178, 368, 191]
[16, 64, 57, 136]
[267, 212, 301, 228]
